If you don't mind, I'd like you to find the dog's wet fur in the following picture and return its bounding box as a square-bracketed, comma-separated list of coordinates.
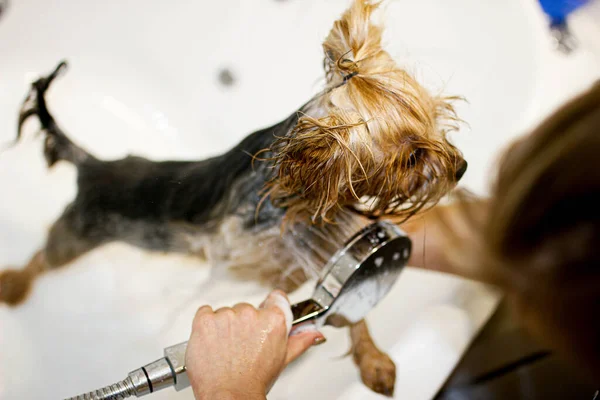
[0, 1, 467, 396]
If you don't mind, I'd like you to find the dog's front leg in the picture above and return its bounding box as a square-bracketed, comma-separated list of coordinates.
[350, 319, 397, 397]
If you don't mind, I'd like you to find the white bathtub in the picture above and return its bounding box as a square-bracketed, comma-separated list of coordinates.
[0, 0, 598, 399]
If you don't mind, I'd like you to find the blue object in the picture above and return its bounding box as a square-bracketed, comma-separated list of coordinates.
[538, 0, 591, 24]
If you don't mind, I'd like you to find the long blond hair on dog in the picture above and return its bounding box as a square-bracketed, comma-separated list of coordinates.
[266, 0, 464, 224]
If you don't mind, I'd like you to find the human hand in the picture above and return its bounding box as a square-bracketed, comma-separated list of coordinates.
[185, 290, 326, 400]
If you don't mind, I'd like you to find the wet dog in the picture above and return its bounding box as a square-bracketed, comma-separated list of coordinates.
[0, 0, 467, 395]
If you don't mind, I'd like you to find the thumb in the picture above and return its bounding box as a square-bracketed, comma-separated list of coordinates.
[285, 326, 326, 365]
[260, 290, 293, 335]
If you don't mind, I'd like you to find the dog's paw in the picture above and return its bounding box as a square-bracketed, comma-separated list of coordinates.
[0, 268, 32, 306]
[355, 346, 396, 397]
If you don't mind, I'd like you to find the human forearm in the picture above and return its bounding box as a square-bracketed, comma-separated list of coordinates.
[401, 198, 490, 282]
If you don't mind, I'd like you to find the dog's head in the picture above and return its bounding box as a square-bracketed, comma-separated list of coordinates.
[267, 0, 467, 223]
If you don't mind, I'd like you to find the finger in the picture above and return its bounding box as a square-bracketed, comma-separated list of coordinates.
[260, 290, 293, 335]
[232, 302, 256, 318]
[214, 306, 235, 316]
[258, 289, 290, 308]
[191, 305, 215, 334]
[285, 326, 326, 365]
[193, 305, 213, 322]
[232, 302, 255, 311]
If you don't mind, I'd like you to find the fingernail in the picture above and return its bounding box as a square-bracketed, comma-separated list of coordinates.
[313, 336, 327, 346]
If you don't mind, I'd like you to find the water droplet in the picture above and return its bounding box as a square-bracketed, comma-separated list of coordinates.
[377, 231, 385, 239]
[374, 257, 384, 268]
[392, 252, 400, 261]
[403, 248, 410, 259]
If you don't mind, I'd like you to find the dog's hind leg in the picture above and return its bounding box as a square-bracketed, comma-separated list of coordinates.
[0, 205, 106, 306]
[1, 62, 109, 306]
[0, 251, 47, 306]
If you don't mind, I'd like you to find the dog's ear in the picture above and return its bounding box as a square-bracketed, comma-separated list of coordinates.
[267, 108, 375, 224]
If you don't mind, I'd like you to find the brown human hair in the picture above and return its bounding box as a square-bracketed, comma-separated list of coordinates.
[450, 81, 600, 381]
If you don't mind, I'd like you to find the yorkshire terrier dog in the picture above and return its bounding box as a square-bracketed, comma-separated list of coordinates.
[0, 0, 467, 396]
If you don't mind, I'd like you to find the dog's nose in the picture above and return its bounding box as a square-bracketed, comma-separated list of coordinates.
[455, 159, 468, 181]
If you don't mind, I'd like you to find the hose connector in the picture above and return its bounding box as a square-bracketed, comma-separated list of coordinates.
[64, 342, 190, 400]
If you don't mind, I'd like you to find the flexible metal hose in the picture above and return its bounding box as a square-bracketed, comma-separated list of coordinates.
[64, 377, 136, 400]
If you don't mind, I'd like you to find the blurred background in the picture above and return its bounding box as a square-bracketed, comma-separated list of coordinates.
[0, 0, 598, 399]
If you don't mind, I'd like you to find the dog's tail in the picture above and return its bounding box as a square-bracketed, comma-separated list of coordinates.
[17, 61, 93, 168]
